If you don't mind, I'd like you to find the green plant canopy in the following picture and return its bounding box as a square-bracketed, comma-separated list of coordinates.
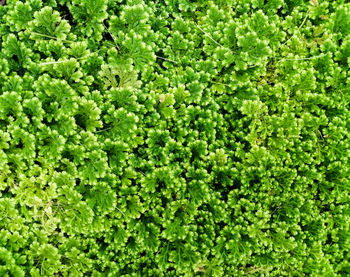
[0, 0, 349, 276]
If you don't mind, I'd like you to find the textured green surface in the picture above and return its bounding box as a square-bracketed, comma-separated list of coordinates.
[0, 0, 349, 276]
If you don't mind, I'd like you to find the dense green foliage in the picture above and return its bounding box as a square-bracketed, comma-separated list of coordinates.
[0, 0, 349, 276]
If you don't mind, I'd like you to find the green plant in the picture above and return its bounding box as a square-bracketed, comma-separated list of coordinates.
[0, 0, 349, 276]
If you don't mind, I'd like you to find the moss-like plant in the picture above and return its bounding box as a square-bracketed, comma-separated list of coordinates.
[0, 0, 349, 276]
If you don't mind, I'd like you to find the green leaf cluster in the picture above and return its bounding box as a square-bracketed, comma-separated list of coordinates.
[0, 0, 349, 276]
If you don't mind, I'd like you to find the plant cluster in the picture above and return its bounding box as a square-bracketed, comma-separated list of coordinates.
[0, 0, 349, 276]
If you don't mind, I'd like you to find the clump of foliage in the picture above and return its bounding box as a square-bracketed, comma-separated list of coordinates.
[0, 0, 349, 276]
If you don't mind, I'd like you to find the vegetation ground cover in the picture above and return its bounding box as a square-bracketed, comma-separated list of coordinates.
[0, 0, 349, 276]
